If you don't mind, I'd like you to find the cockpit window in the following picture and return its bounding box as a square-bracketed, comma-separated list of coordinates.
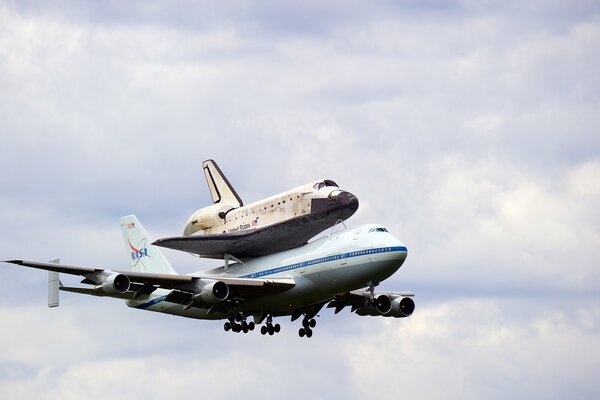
[314, 180, 339, 190]
[368, 227, 388, 233]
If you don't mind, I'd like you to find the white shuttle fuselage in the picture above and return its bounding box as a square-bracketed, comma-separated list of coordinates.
[155, 160, 359, 259]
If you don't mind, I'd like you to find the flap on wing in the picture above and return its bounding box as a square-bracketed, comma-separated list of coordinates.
[60, 285, 137, 300]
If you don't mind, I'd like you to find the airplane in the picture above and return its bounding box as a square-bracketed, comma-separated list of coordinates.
[153, 159, 360, 259]
[4, 215, 414, 338]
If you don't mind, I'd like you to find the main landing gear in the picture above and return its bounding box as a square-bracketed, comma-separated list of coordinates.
[224, 313, 255, 334]
[260, 315, 281, 336]
[298, 316, 317, 338]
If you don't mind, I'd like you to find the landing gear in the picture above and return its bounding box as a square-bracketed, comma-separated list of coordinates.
[259, 314, 281, 336]
[298, 316, 317, 338]
[364, 280, 380, 307]
[224, 313, 255, 334]
[298, 327, 313, 338]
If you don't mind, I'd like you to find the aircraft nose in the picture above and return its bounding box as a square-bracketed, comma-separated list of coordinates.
[336, 191, 359, 212]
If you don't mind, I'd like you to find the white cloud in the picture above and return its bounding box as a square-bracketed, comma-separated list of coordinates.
[1, 1, 599, 398]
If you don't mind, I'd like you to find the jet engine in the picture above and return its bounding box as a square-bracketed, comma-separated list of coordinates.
[191, 280, 229, 303]
[387, 296, 415, 318]
[355, 295, 415, 318]
[94, 273, 131, 295]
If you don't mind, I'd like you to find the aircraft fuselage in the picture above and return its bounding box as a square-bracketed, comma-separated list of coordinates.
[184, 179, 359, 237]
[127, 224, 407, 320]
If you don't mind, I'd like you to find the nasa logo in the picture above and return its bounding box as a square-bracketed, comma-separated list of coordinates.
[129, 239, 149, 262]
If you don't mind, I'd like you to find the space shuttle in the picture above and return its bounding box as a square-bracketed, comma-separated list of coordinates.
[154, 159, 359, 259]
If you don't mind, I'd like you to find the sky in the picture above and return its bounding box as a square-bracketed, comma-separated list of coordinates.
[1, 0, 599, 398]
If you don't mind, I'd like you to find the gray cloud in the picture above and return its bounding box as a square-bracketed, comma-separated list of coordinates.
[1, 1, 599, 398]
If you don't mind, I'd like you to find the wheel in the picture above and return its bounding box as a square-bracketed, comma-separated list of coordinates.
[299, 328, 305, 337]
[302, 318, 309, 328]
[306, 328, 313, 338]
[242, 324, 249, 333]
[261, 326, 267, 335]
[268, 326, 274, 336]
[274, 323, 281, 333]
[248, 322, 255, 331]
[309, 319, 316, 328]
[242, 321, 248, 330]
[224, 322, 231, 331]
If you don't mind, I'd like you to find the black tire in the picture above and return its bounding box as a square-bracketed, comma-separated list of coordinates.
[306, 328, 313, 338]
[224, 322, 231, 331]
[274, 323, 281, 333]
[309, 319, 316, 328]
[299, 328, 305, 337]
[302, 318, 309, 328]
[268, 326, 274, 336]
[261, 326, 267, 335]
[248, 322, 255, 331]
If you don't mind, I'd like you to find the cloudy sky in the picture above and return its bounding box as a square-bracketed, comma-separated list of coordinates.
[1, 0, 599, 398]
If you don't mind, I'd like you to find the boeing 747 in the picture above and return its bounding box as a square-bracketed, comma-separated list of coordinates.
[5, 215, 414, 338]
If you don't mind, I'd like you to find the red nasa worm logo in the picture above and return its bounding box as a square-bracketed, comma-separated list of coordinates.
[129, 238, 150, 271]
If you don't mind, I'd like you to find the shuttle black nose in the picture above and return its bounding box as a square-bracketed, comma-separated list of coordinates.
[337, 191, 359, 212]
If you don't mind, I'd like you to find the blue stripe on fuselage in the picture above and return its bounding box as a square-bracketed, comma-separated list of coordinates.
[135, 295, 167, 309]
[240, 245, 407, 279]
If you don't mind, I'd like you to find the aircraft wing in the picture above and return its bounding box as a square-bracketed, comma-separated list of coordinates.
[153, 214, 338, 259]
[4, 260, 295, 304]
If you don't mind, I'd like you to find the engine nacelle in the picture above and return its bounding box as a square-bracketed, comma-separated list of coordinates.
[387, 296, 415, 318]
[355, 294, 392, 316]
[192, 280, 229, 303]
[354, 295, 415, 318]
[94, 273, 130, 295]
[375, 294, 392, 314]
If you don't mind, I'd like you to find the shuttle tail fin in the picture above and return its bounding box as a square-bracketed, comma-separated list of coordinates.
[202, 159, 243, 207]
[119, 215, 177, 274]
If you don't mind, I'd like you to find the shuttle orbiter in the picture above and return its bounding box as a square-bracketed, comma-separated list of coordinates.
[154, 160, 359, 259]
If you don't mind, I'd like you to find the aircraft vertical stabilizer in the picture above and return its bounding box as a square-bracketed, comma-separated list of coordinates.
[119, 215, 177, 274]
[203, 159, 243, 207]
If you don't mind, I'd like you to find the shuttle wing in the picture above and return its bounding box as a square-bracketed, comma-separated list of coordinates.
[154, 213, 341, 259]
